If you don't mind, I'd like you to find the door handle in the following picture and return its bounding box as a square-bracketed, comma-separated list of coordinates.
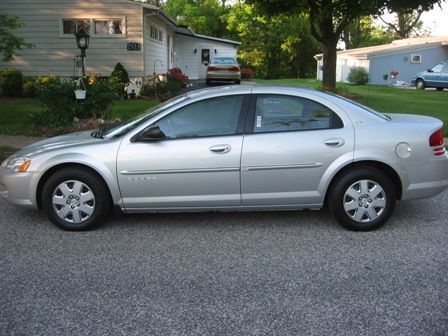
[324, 138, 345, 147]
[209, 144, 232, 154]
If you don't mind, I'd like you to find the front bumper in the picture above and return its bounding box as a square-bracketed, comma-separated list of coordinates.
[0, 167, 38, 208]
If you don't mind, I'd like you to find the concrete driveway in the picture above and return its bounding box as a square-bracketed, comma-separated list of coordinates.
[1, 191, 448, 336]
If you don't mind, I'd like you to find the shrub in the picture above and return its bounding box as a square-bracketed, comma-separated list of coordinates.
[240, 68, 253, 80]
[33, 78, 117, 127]
[0, 68, 23, 97]
[109, 62, 129, 95]
[33, 80, 78, 127]
[23, 77, 38, 97]
[23, 75, 60, 97]
[167, 68, 188, 85]
[347, 66, 369, 86]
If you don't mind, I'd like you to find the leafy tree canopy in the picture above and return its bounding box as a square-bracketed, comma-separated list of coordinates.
[0, 15, 33, 62]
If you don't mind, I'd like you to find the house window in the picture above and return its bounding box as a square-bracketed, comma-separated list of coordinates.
[150, 25, 163, 43]
[411, 54, 421, 63]
[62, 19, 90, 34]
[61, 18, 125, 36]
[94, 19, 124, 35]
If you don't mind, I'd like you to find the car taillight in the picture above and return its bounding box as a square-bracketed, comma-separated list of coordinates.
[207, 66, 219, 71]
[229, 66, 240, 72]
[429, 129, 445, 156]
[429, 129, 443, 146]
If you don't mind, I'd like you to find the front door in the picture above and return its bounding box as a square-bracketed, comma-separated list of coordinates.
[241, 94, 354, 206]
[117, 95, 247, 210]
[200, 48, 210, 79]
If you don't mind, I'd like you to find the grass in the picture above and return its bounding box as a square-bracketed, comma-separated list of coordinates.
[0, 98, 159, 136]
[1, 80, 447, 136]
[254, 79, 448, 135]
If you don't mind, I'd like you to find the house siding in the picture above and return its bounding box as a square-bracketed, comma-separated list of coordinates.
[143, 15, 172, 76]
[369, 46, 448, 85]
[173, 35, 238, 79]
[0, 0, 144, 77]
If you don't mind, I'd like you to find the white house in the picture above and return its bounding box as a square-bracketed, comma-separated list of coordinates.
[315, 36, 448, 85]
[0, 0, 240, 80]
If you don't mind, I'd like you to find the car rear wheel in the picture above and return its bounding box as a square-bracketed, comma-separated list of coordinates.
[41, 168, 111, 231]
[416, 79, 426, 90]
[329, 167, 396, 231]
[436, 87, 444, 91]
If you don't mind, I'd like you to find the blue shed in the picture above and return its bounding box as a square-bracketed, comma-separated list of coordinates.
[315, 36, 448, 85]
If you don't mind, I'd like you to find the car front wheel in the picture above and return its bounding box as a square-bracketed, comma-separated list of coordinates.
[329, 167, 396, 231]
[41, 168, 111, 231]
[416, 79, 426, 90]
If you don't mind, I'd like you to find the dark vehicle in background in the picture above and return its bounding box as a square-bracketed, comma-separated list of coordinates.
[206, 57, 241, 85]
[412, 61, 448, 90]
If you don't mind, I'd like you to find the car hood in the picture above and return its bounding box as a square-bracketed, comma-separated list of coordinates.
[14, 130, 103, 157]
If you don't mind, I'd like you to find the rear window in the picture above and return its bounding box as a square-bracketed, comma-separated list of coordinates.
[211, 58, 237, 65]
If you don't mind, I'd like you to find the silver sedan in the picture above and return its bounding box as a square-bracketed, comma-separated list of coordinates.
[1, 86, 447, 231]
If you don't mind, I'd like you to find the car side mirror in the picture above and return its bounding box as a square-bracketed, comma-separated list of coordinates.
[427, 69, 433, 73]
[131, 126, 166, 142]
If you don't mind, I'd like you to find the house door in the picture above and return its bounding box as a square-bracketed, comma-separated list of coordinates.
[200, 49, 210, 79]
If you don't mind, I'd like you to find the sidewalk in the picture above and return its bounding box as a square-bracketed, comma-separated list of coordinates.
[0, 135, 47, 149]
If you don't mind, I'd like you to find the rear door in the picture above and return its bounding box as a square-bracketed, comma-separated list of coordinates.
[241, 91, 354, 207]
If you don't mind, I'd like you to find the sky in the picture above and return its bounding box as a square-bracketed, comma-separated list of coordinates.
[419, 2, 448, 36]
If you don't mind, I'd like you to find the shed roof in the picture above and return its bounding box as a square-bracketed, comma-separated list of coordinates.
[315, 36, 448, 60]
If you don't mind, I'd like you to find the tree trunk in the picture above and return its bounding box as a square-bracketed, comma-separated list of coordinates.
[321, 38, 338, 90]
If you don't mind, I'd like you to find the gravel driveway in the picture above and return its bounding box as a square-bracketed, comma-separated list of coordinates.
[1, 190, 448, 336]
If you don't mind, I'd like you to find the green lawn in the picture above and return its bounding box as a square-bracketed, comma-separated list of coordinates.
[1, 81, 447, 136]
[254, 79, 448, 135]
[0, 98, 159, 136]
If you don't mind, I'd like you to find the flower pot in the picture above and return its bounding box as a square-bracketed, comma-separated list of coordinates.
[74, 89, 86, 100]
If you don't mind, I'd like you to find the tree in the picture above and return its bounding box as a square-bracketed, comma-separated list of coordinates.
[163, 0, 229, 37]
[378, 9, 426, 38]
[0, 15, 33, 62]
[246, 0, 442, 90]
[342, 16, 395, 49]
[226, 3, 319, 79]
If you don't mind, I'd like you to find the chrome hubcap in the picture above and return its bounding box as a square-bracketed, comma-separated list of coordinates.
[52, 180, 95, 224]
[343, 179, 386, 223]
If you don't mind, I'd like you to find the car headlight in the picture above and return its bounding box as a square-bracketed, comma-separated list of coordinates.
[3, 157, 31, 172]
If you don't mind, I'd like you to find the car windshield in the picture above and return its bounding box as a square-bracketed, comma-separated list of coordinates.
[211, 57, 237, 65]
[100, 95, 189, 138]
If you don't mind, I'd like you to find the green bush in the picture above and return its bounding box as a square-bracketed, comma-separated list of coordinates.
[23, 75, 60, 97]
[109, 62, 129, 95]
[347, 66, 369, 86]
[23, 77, 38, 97]
[33, 80, 78, 127]
[32, 78, 117, 127]
[0, 68, 23, 97]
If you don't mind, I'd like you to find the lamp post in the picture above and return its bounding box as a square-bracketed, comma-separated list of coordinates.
[75, 28, 90, 77]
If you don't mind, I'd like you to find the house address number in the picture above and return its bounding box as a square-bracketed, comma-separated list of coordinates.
[127, 43, 141, 51]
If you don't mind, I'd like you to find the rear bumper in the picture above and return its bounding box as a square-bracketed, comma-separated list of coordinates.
[401, 155, 448, 200]
[206, 71, 241, 81]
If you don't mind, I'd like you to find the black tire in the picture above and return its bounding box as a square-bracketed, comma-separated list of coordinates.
[235, 79, 241, 85]
[41, 167, 111, 231]
[416, 79, 425, 90]
[436, 87, 444, 91]
[328, 167, 396, 231]
[206, 79, 211, 86]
